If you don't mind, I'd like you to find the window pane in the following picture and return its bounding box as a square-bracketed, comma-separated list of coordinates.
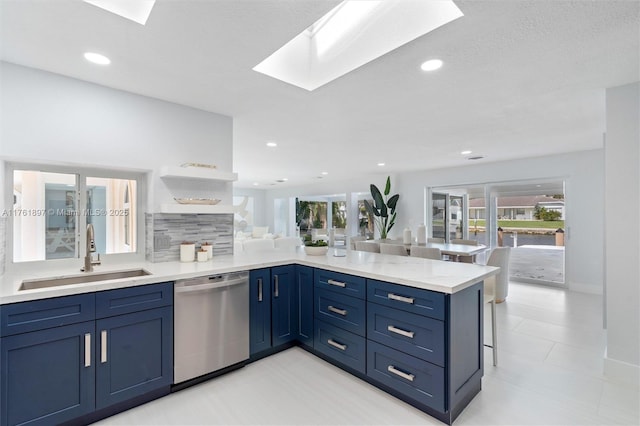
[86, 177, 137, 254]
[13, 170, 78, 262]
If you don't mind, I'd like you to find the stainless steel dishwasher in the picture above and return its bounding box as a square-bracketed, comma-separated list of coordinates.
[174, 271, 249, 384]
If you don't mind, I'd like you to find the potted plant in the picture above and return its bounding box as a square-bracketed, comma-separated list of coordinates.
[303, 234, 329, 255]
[363, 176, 399, 240]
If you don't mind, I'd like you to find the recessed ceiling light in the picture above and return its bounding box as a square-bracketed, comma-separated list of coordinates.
[253, 182, 260, 186]
[461, 150, 472, 155]
[83, 0, 155, 25]
[377, 162, 385, 167]
[321, 171, 329, 175]
[420, 59, 443, 72]
[84, 52, 111, 65]
[266, 142, 277, 147]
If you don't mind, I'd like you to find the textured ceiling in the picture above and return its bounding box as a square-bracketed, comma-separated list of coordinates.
[1, 0, 638, 188]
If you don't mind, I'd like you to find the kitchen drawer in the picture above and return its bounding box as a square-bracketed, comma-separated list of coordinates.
[314, 320, 366, 374]
[315, 288, 366, 337]
[367, 279, 445, 321]
[1, 293, 95, 337]
[367, 341, 445, 412]
[314, 269, 365, 299]
[367, 302, 445, 367]
[96, 282, 173, 319]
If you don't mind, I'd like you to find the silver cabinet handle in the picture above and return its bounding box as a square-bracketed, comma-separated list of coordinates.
[328, 305, 347, 316]
[274, 275, 279, 298]
[327, 279, 346, 288]
[387, 365, 415, 382]
[327, 339, 347, 351]
[100, 330, 107, 363]
[388, 293, 415, 304]
[258, 278, 263, 302]
[387, 325, 415, 338]
[84, 333, 91, 367]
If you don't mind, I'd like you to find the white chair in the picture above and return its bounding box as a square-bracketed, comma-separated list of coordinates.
[485, 247, 511, 303]
[355, 241, 380, 253]
[242, 238, 275, 252]
[379, 243, 408, 256]
[451, 238, 478, 263]
[274, 237, 302, 251]
[348, 236, 366, 250]
[410, 246, 442, 260]
[251, 226, 269, 239]
[483, 247, 510, 366]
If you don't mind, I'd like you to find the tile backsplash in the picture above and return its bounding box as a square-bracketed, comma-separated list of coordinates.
[147, 213, 233, 262]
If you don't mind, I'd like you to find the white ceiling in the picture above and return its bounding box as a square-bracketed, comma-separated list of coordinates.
[1, 0, 638, 188]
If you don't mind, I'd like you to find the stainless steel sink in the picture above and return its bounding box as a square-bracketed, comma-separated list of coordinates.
[19, 269, 152, 291]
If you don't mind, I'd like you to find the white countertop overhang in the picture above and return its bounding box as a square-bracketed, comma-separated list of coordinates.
[0, 250, 499, 305]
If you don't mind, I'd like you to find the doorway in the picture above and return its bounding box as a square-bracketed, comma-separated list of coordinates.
[429, 179, 566, 287]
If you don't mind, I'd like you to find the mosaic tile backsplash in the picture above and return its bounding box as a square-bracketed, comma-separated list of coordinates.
[147, 213, 233, 262]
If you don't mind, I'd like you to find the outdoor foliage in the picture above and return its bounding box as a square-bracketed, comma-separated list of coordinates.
[534, 206, 562, 221]
[363, 176, 399, 239]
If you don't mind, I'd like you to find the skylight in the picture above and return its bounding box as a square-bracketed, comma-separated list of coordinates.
[253, 0, 463, 91]
[83, 0, 156, 25]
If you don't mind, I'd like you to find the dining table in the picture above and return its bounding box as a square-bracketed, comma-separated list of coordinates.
[401, 242, 488, 259]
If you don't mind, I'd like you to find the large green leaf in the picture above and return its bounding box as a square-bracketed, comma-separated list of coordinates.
[380, 203, 388, 218]
[387, 194, 399, 212]
[371, 184, 384, 210]
[384, 176, 391, 196]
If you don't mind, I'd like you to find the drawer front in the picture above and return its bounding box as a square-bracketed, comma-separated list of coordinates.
[314, 269, 365, 299]
[367, 303, 445, 367]
[1, 293, 95, 337]
[315, 288, 366, 337]
[367, 279, 445, 321]
[96, 282, 173, 319]
[367, 341, 445, 412]
[314, 320, 366, 374]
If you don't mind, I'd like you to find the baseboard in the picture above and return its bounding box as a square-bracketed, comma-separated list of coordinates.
[604, 354, 640, 388]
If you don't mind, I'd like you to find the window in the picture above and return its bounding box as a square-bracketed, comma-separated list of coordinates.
[8, 164, 142, 264]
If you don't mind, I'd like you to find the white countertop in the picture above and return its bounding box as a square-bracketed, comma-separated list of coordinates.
[0, 248, 499, 304]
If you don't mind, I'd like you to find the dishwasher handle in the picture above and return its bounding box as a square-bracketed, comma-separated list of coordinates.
[175, 275, 248, 294]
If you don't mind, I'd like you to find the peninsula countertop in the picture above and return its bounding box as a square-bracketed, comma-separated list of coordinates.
[0, 248, 499, 304]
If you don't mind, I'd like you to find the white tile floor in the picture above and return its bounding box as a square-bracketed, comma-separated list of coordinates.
[96, 282, 639, 425]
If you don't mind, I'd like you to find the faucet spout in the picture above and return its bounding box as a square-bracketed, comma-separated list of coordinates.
[83, 223, 101, 272]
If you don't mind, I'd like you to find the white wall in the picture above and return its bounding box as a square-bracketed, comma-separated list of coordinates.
[395, 150, 604, 295]
[233, 187, 267, 229]
[604, 82, 639, 385]
[264, 151, 604, 295]
[0, 62, 233, 210]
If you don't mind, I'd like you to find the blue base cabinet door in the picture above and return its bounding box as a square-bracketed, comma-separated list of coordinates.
[271, 265, 297, 347]
[295, 265, 314, 348]
[95, 306, 173, 410]
[0, 321, 96, 426]
[250, 268, 272, 355]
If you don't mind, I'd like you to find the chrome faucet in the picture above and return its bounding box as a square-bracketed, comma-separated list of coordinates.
[83, 223, 101, 272]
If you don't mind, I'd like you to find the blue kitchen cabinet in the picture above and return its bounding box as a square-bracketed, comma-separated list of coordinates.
[0, 321, 96, 426]
[250, 268, 272, 355]
[94, 282, 173, 410]
[0, 282, 174, 426]
[95, 306, 173, 409]
[250, 265, 302, 357]
[295, 265, 314, 348]
[271, 265, 297, 347]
